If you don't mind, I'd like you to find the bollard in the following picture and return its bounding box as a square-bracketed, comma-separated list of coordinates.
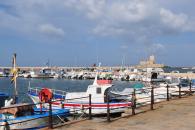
[89, 94, 92, 120]
[48, 100, 53, 129]
[179, 85, 181, 98]
[166, 84, 169, 101]
[106, 94, 110, 122]
[150, 85, 154, 110]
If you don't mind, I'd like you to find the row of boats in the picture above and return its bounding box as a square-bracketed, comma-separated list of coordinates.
[0, 66, 176, 81]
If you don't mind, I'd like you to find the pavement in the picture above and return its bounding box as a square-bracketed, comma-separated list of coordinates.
[54, 95, 195, 130]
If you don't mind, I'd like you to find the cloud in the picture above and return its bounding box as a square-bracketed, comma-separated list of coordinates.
[108, 0, 151, 23]
[64, 0, 195, 39]
[93, 24, 127, 36]
[0, 0, 195, 45]
[0, 0, 67, 40]
[65, 0, 153, 35]
[160, 8, 194, 32]
[39, 24, 65, 37]
[146, 43, 165, 55]
[64, 0, 105, 19]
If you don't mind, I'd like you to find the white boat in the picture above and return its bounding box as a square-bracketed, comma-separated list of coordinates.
[109, 84, 152, 105]
[53, 73, 61, 79]
[28, 74, 131, 115]
[0, 103, 69, 130]
[29, 70, 39, 78]
[22, 72, 31, 78]
[159, 76, 180, 87]
[110, 81, 189, 105]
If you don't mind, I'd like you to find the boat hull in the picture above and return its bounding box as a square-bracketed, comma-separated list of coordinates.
[30, 95, 131, 114]
[0, 109, 69, 130]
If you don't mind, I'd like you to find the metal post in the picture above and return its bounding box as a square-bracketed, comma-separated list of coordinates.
[40, 102, 42, 114]
[133, 88, 136, 108]
[179, 85, 181, 98]
[150, 84, 154, 110]
[61, 101, 64, 109]
[81, 104, 84, 113]
[48, 100, 53, 129]
[166, 84, 169, 101]
[89, 94, 92, 120]
[189, 80, 192, 96]
[40, 94, 42, 114]
[106, 94, 110, 122]
[131, 93, 135, 115]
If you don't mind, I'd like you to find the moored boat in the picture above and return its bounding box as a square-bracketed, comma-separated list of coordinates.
[0, 103, 69, 129]
[28, 74, 131, 115]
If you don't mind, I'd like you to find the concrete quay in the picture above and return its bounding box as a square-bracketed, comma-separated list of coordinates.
[0, 66, 123, 71]
[54, 95, 195, 130]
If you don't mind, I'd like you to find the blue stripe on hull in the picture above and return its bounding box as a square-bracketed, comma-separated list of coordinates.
[28, 91, 65, 99]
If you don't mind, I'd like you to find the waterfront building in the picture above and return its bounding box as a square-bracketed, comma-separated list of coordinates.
[137, 55, 164, 68]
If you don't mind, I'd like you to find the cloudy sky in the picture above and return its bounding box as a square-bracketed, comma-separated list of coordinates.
[0, 0, 195, 67]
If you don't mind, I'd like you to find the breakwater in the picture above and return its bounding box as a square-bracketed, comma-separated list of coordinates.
[161, 72, 195, 79]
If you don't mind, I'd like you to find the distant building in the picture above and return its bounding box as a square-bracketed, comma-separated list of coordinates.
[137, 55, 164, 68]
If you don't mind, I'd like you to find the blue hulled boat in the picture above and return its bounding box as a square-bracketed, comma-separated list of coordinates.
[0, 103, 69, 129]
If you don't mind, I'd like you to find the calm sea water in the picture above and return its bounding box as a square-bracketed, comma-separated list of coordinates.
[0, 78, 134, 103]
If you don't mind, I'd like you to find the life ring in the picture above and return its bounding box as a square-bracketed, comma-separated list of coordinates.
[38, 88, 53, 103]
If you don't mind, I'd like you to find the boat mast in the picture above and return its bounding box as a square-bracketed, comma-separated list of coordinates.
[93, 63, 101, 85]
[12, 53, 18, 102]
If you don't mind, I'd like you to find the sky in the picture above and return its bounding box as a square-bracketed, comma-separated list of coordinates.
[0, 0, 195, 67]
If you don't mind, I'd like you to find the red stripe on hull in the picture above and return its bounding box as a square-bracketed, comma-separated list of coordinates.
[52, 102, 131, 108]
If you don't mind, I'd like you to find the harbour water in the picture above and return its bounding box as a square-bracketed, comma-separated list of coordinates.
[0, 78, 134, 103]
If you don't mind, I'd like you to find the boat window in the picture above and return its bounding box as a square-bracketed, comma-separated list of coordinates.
[96, 88, 101, 94]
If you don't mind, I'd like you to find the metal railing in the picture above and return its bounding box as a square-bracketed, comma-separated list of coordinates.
[104, 80, 195, 122]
